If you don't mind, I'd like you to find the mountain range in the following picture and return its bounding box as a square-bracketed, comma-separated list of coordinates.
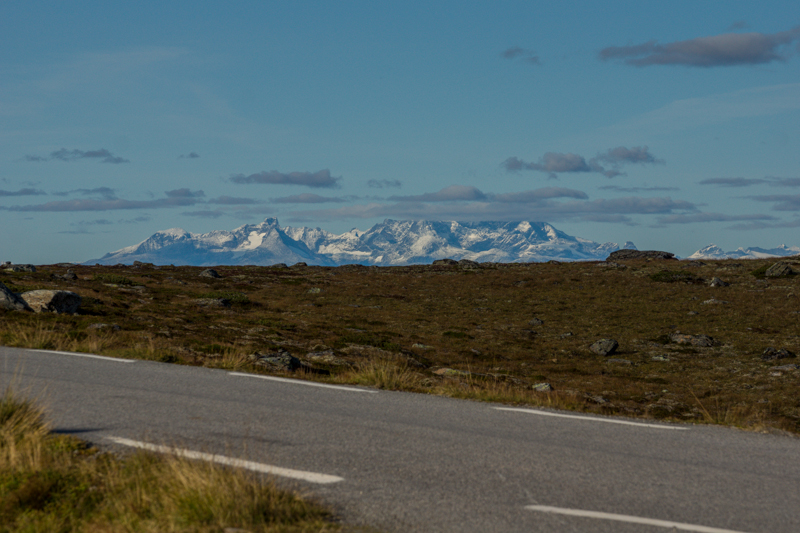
[85, 218, 637, 266]
[686, 244, 800, 260]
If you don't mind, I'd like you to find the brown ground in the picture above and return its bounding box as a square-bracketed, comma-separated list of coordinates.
[2, 257, 799, 434]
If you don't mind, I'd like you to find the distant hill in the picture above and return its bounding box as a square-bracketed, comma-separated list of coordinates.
[85, 218, 637, 266]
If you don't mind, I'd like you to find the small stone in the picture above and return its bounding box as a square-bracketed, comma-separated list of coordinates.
[651, 355, 670, 361]
[433, 368, 471, 377]
[528, 318, 544, 326]
[701, 298, 728, 305]
[687, 311, 698, 315]
[199, 268, 221, 278]
[307, 287, 322, 294]
[560, 332, 573, 338]
[668, 332, 714, 347]
[193, 298, 231, 308]
[412, 343, 433, 350]
[532, 383, 553, 392]
[590, 338, 619, 356]
[773, 364, 800, 371]
[761, 347, 796, 361]
[709, 277, 729, 287]
[87, 323, 121, 331]
[19, 290, 81, 314]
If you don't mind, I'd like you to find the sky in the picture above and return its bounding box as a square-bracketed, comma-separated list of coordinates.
[2, 1, 800, 263]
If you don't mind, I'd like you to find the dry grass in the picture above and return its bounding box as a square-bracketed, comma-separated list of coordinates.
[1, 257, 799, 433]
[0, 387, 340, 532]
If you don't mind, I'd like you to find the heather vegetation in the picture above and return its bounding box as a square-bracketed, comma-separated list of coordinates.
[1, 257, 799, 434]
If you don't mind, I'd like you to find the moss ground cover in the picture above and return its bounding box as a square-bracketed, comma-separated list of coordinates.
[1, 257, 799, 433]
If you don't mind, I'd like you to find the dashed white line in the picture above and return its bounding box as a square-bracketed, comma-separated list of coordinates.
[229, 372, 379, 393]
[494, 407, 689, 430]
[30, 349, 136, 363]
[106, 436, 344, 484]
[525, 505, 751, 533]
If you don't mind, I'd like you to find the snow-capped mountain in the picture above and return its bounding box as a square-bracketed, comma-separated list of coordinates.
[688, 244, 800, 260]
[86, 218, 636, 266]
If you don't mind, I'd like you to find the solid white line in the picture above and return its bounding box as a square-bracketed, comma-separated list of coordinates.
[229, 372, 378, 393]
[106, 436, 344, 484]
[525, 505, 751, 533]
[494, 407, 688, 430]
[30, 349, 136, 363]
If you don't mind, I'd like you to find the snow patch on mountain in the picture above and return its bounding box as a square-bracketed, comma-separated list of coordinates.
[86, 218, 636, 266]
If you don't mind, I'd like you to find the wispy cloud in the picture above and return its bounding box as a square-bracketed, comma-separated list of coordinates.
[165, 188, 205, 198]
[501, 46, 541, 65]
[655, 212, 776, 225]
[182, 210, 225, 218]
[288, 187, 693, 226]
[0, 188, 46, 197]
[599, 185, 678, 193]
[272, 193, 345, 204]
[389, 185, 488, 202]
[178, 152, 200, 159]
[230, 169, 341, 188]
[52, 187, 118, 199]
[207, 196, 260, 205]
[700, 176, 800, 188]
[750, 194, 800, 211]
[1, 190, 204, 212]
[504, 146, 662, 178]
[367, 179, 402, 189]
[25, 148, 130, 164]
[599, 25, 800, 67]
[699, 177, 767, 187]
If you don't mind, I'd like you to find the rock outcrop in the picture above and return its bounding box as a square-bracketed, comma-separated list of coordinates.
[590, 339, 619, 356]
[607, 250, 675, 261]
[0, 282, 30, 311]
[19, 290, 81, 313]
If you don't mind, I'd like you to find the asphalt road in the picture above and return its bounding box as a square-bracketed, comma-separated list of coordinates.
[2, 346, 799, 532]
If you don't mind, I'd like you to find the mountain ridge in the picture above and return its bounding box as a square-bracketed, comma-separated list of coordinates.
[85, 218, 635, 266]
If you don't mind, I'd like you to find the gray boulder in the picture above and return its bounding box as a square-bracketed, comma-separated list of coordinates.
[5, 264, 37, 273]
[199, 268, 221, 278]
[432, 258, 457, 266]
[458, 259, 479, 269]
[590, 338, 619, 356]
[0, 282, 30, 311]
[709, 277, 729, 287]
[532, 383, 553, 392]
[765, 262, 796, 278]
[20, 290, 81, 314]
[249, 349, 302, 371]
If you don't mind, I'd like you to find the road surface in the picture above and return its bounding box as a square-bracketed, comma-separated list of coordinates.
[2, 346, 798, 532]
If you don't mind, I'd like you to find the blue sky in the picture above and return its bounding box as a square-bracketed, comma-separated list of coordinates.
[2, 1, 799, 263]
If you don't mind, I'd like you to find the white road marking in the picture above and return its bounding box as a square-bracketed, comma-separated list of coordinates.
[525, 505, 751, 533]
[107, 436, 344, 484]
[30, 349, 135, 363]
[494, 407, 688, 430]
[229, 372, 379, 393]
